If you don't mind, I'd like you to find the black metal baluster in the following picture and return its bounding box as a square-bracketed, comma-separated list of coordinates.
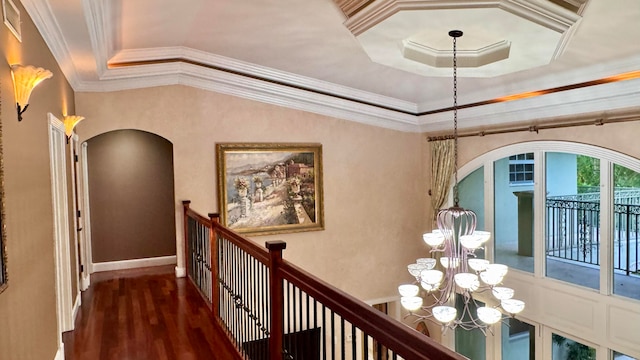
[322, 305, 327, 360]
[331, 310, 335, 360]
[341, 317, 346, 360]
[282, 281, 292, 353]
[627, 205, 640, 273]
[363, 332, 369, 360]
[293, 284, 299, 358]
[351, 323, 356, 360]
[627, 205, 631, 275]
[306, 293, 310, 332]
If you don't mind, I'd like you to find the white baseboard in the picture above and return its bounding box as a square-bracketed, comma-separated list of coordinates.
[53, 343, 65, 360]
[175, 266, 186, 278]
[80, 273, 90, 291]
[72, 291, 81, 327]
[92, 255, 177, 273]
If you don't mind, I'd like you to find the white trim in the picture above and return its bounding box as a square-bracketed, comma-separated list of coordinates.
[72, 291, 81, 324]
[19, 0, 81, 88]
[80, 142, 93, 276]
[53, 343, 65, 360]
[175, 266, 186, 278]
[80, 273, 90, 291]
[2, 0, 21, 42]
[48, 113, 74, 336]
[92, 255, 177, 273]
[68, 136, 81, 295]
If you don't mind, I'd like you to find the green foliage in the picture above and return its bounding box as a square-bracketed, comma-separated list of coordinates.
[613, 164, 640, 188]
[552, 334, 595, 360]
[577, 156, 640, 192]
[576, 156, 600, 191]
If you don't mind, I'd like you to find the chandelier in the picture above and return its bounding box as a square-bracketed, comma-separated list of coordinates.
[398, 30, 524, 334]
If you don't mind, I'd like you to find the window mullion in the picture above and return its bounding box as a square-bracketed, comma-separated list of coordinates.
[534, 150, 546, 279]
[600, 160, 613, 296]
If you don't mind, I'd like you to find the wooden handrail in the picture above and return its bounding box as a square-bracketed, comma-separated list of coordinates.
[278, 259, 467, 360]
[212, 220, 271, 265]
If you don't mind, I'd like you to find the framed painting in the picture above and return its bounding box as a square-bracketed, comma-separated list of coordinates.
[216, 143, 324, 236]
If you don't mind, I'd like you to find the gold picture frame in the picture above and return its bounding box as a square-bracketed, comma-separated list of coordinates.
[216, 143, 324, 236]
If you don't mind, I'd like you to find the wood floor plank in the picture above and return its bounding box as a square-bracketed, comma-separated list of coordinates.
[63, 265, 242, 360]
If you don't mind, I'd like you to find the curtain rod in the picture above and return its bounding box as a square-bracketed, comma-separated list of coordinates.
[426, 113, 640, 142]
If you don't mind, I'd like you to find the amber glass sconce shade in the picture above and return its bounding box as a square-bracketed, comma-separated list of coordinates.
[63, 115, 85, 141]
[10, 64, 53, 121]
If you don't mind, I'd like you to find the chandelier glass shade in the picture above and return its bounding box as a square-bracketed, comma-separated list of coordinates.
[398, 30, 524, 334]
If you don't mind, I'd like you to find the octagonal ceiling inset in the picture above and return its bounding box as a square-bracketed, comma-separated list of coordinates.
[345, 0, 581, 77]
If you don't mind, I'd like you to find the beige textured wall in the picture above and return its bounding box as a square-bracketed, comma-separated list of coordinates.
[0, 0, 77, 358]
[77, 86, 430, 301]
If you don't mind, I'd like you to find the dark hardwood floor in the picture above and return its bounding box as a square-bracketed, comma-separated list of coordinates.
[63, 265, 240, 360]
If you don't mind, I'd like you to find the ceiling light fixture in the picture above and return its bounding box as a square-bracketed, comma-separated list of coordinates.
[398, 30, 524, 335]
[10, 64, 53, 121]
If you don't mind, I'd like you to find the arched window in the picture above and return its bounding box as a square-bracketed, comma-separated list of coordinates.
[451, 141, 640, 359]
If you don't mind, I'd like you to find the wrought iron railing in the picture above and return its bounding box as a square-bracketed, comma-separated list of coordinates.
[546, 196, 640, 275]
[182, 201, 466, 360]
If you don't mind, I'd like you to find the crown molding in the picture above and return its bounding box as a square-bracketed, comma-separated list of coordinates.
[419, 77, 640, 132]
[19, 0, 82, 88]
[345, 0, 580, 37]
[108, 47, 418, 114]
[75, 61, 421, 132]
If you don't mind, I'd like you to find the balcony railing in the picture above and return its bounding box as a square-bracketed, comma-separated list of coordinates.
[182, 200, 466, 360]
[546, 191, 640, 276]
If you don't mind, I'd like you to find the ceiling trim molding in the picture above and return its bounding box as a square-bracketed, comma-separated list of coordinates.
[345, 0, 580, 37]
[75, 61, 421, 132]
[19, 0, 82, 88]
[419, 78, 640, 132]
[82, 0, 112, 76]
[108, 47, 418, 113]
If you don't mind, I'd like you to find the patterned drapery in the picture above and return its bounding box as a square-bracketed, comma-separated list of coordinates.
[430, 139, 455, 221]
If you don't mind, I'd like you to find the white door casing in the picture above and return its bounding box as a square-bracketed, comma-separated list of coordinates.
[48, 113, 74, 337]
[80, 141, 93, 277]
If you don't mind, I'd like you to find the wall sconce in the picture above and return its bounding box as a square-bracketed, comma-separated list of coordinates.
[10, 64, 53, 121]
[63, 115, 85, 142]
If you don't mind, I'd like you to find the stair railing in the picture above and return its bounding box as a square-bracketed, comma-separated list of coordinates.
[183, 200, 466, 360]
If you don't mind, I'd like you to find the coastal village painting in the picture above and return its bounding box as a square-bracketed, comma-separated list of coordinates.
[216, 143, 324, 235]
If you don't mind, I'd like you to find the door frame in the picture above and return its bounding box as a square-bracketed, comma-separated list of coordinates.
[48, 113, 74, 337]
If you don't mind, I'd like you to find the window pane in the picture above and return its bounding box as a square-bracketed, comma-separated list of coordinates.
[546, 153, 600, 290]
[455, 295, 485, 360]
[495, 156, 534, 273]
[552, 333, 595, 360]
[501, 318, 535, 360]
[612, 163, 640, 301]
[613, 350, 638, 359]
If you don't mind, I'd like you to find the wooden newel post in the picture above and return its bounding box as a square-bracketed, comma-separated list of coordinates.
[209, 213, 221, 316]
[266, 240, 287, 360]
[181, 200, 191, 279]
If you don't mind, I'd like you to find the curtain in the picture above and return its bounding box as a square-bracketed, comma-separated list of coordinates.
[430, 139, 455, 221]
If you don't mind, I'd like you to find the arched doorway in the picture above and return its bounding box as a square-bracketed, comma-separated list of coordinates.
[85, 129, 177, 272]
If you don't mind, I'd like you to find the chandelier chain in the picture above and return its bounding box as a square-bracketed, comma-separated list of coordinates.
[452, 34, 459, 207]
